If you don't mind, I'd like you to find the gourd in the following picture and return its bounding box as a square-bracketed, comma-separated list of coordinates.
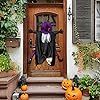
[20, 93, 29, 100]
[21, 85, 28, 91]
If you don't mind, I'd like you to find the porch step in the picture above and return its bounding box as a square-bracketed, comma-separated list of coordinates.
[16, 77, 65, 100]
[22, 85, 64, 94]
[29, 96, 65, 100]
[26, 77, 64, 83]
[17, 84, 65, 95]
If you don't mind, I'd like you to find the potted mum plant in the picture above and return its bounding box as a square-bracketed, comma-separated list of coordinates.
[89, 83, 100, 100]
[89, 70, 100, 100]
[78, 75, 94, 97]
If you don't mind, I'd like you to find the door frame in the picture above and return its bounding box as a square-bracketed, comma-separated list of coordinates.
[23, 0, 67, 77]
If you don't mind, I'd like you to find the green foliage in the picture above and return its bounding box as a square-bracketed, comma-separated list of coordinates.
[0, 40, 6, 51]
[72, 43, 100, 69]
[0, 0, 26, 38]
[89, 69, 100, 98]
[0, 0, 26, 72]
[0, 18, 18, 37]
[79, 74, 100, 98]
[79, 75, 94, 90]
[0, 39, 12, 72]
[0, 39, 19, 72]
[0, 54, 11, 72]
[89, 83, 100, 98]
[73, 16, 100, 69]
[11, 0, 27, 23]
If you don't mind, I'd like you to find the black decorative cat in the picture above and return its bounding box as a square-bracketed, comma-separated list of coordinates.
[18, 75, 27, 88]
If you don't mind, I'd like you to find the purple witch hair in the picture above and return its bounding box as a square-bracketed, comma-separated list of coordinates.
[41, 22, 52, 34]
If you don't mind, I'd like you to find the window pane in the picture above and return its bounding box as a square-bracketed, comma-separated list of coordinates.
[36, 14, 57, 31]
[95, 1, 100, 41]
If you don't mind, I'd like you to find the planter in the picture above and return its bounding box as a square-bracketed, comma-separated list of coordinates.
[0, 73, 20, 100]
[90, 95, 99, 100]
[82, 89, 90, 97]
[0, 70, 17, 78]
[11, 0, 16, 3]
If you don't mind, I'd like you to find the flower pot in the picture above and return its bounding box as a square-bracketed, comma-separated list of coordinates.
[95, 52, 100, 59]
[91, 52, 100, 59]
[82, 89, 90, 97]
[90, 95, 99, 100]
[11, 0, 16, 3]
[0, 70, 17, 78]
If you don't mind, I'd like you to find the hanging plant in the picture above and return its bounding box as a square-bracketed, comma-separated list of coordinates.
[72, 43, 100, 70]
[72, 17, 100, 70]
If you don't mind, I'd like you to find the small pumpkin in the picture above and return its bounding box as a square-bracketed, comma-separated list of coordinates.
[65, 86, 82, 100]
[21, 85, 28, 91]
[20, 93, 29, 100]
[61, 79, 72, 90]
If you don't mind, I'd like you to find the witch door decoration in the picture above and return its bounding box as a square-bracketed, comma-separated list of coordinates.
[29, 20, 63, 66]
[35, 21, 61, 66]
[25, 3, 66, 77]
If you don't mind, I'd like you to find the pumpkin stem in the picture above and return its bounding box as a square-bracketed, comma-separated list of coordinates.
[72, 85, 74, 90]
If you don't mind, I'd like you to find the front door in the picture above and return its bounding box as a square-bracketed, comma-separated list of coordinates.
[24, 3, 66, 77]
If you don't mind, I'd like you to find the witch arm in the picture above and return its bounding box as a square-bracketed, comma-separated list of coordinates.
[28, 29, 38, 34]
[28, 49, 35, 64]
[53, 29, 63, 34]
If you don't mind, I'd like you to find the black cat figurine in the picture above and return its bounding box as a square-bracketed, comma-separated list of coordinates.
[18, 75, 27, 88]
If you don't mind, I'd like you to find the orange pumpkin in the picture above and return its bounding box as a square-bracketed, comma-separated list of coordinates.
[20, 93, 29, 100]
[65, 86, 82, 100]
[61, 79, 72, 90]
[21, 85, 28, 91]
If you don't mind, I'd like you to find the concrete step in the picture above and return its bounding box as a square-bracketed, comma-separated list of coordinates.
[14, 77, 65, 100]
[17, 85, 65, 95]
[27, 77, 64, 83]
[29, 96, 94, 100]
[29, 98, 65, 100]
[29, 96, 65, 100]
